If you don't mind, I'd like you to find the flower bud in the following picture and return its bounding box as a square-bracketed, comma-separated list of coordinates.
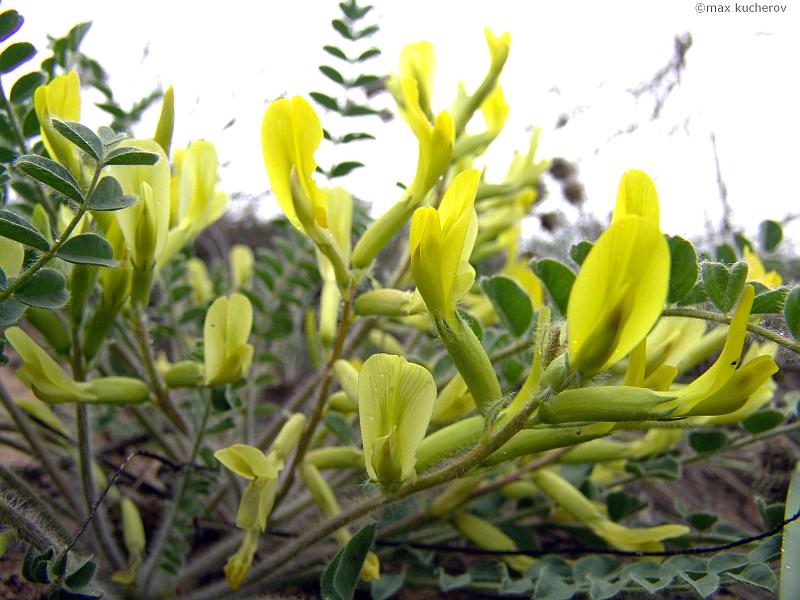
[164, 360, 204, 389]
[354, 288, 426, 317]
[84, 377, 149, 405]
[453, 512, 534, 574]
[537, 386, 676, 424]
[415, 415, 484, 472]
[230, 244, 254, 288]
[429, 476, 481, 516]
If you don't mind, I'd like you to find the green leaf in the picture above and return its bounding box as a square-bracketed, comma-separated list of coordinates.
[0, 209, 49, 251]
[437, 568, 471, 592]
[606, 490, 648, 521]
[701, 261, 748, 313]
[677, 281, 708, 306]
[342, 103, 380, 117]
[529, 258, 575, 316]
[0, 10, 24, 43]
[689, 430, 728, 453]
[323, 45, 348, 60]
[15, 269, 68, 308]
[51, 120, 104, 161]
[624, 455, 681, 480]
[64, 557, 96, 589]
[729, 563, 776, 591]
[758, 499, 785, 529]
[356, 48, 381, 62]
[480, 275, 533, 337]
[780, 464, 800, 600]
[0, 42, 36, 74]
[88, 176, 138, 211]
[339, 2, 373, 20]
[351, 74, 380, 88]
[679, 572, 719, 598]
[355, 24, 379, 39]
[686, 512, 718, 531]
[742, 409, 784, 434]
[752, 286, 789, 314]
[667, 235, 699, 303]
[784, 287, 800, 340]
[574, 555, 618, 584]
[341, 132, 375, 143]
[569, 240, 593, 266]
[58, 233, 116, 267]
[319, 65, 345, 85]
[715, 243, 737, 264]
[330, 161, 364, 178]
[733, 232, 753, 254]
[323, 413, 352, 443]
[707, 552, 748, 574]
[310, 92, 338, 111]
[331, 19, 353, 40]
[371, 572, 405, 600]
[0, 298, 25, 326]
[759, 219, 783, 252]
[14, 154, 84, 204]
[103, 147, 159, 166]
[22, 106, 38, 137]
[9, 71, 46, 103]
[321, 523, 376, 600]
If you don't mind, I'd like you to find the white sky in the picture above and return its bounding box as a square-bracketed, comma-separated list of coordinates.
[9, 0, 800, 247]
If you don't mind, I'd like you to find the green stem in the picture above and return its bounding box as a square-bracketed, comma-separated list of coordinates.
[662, 306, 800, 353]
[0, 78, 29, 153]
[0, 379, 82, 516]
[130, 306, 190, 437]
[188, 390, 546, 599]
[272, 280, 356, 508]
[0, 164, 103, 304]
[137, 391, 212, 596]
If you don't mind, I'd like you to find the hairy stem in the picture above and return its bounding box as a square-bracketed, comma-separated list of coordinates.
[662, 306, 800, 353]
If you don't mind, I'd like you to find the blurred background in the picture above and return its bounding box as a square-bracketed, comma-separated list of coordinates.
[9, 0, 800, 246]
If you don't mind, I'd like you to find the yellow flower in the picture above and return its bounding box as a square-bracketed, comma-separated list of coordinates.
[261, 96, 327, 232]
[34, 70, 82, 180]
[532, 469, 688, 552]
[612, 169, 660, 226]
[410, 169, 479, 318]
[153, 85, 175, 156]
[350, 80, 454, 269]
[108, 139, 171, 274]
[485, 27, 511, 76]
[402, 77, 455, 204]
[398, 41, 435, 118]
[567, 215, 670, 375]
[743, 246, 782, 288]
[230, 244, 254, 288]
[204, 294, 254, 386]
[6, 327, 148, 405]
[187, 257, 213, 304]
[160, 140, 229, 266]
[358, 354, 436, 485]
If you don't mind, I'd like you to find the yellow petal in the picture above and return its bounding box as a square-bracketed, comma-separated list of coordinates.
[484, 28, 511, 75]
[358, 354, 436, 483]
[214, 444, 277, 480]
[399, 41, 435, 117]
[153, 85, 175, 156]
[34, 70, 82, 179]
[0, 237, 24, 277]
[568, 216, 670, 374]
[109, 139, 171, 268]
[612, 170, 660, 227]
[261, 97, 326, 231]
